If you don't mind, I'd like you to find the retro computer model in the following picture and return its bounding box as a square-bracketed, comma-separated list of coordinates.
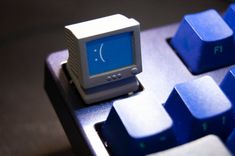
[65, 14, 142, 104]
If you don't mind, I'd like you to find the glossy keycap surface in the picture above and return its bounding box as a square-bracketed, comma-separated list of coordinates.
[102, 94, 176, 156]
[171, 9, 235, 74]
[164, 76, 234, 143]
[224, 4, 235, 32]
[220, 67, 235, 105]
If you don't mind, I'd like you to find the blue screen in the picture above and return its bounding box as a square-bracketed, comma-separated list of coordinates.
[86, 32, 133, 76]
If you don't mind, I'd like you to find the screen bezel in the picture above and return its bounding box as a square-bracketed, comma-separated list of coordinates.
[78, 25, 141, 89]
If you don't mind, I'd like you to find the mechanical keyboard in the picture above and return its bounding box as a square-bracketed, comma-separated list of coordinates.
[44, 4, 235, 156]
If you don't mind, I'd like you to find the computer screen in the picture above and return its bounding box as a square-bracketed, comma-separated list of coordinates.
[65, 14, 142, 89]
[86, 32, 133, 76]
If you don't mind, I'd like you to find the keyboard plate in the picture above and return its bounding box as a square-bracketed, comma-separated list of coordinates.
[44, 23, 235, 155]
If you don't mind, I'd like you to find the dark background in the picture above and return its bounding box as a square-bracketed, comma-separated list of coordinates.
[0, 1, 232, 155]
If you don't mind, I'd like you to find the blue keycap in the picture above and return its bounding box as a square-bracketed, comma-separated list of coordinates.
[148, 135, 232, 156]
[164, 76, 234, 144]
[171, 9, 235, 74]
[220, 67, 235, 105]
[227, 128, 235, 155]
[224, 4, 235, 32]
[102, 94, 177, 156]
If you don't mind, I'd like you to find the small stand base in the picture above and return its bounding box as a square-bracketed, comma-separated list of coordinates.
[73, 76, 140, 104]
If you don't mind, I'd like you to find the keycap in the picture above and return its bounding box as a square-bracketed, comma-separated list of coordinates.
[226, 128, 235, 155]
[220, 67, 235, 105]
[171, 9, 235, 74]
[164, 76, 234, 144]
[147, 135, 232, 156]
[224, 4, 235, 32]
[101, 94, 177, 156]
